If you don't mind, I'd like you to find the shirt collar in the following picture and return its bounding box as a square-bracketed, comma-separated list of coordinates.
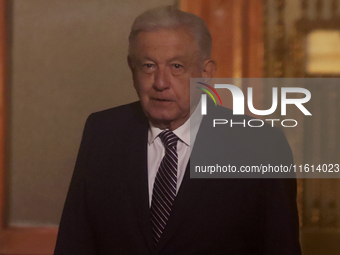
[148, 101, 202, 147]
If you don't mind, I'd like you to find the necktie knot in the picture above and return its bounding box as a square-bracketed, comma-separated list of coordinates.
[159, 130, 179, 148]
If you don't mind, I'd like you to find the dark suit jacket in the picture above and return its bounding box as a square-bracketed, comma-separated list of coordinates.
[54, 101, 301, 255]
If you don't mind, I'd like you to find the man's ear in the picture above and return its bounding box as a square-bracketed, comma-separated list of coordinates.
[201, 59, 217, 78]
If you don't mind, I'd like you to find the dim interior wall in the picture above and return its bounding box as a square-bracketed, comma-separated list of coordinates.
[8, 0, 175, 226]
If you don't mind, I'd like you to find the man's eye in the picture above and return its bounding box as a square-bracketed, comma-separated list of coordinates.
[142, 63, 155, 73]
[144, 63, 154, 68]
[173, 64, 183, 69]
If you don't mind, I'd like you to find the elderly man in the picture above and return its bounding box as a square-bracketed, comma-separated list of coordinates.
[54, 6, 301, 255]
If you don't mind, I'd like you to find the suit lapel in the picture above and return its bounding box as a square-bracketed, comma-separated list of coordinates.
[117, 106, 154, 252]
[152, 159, 208, 254]
[152, 102, 235, 253]
[152, 113, 216, 254]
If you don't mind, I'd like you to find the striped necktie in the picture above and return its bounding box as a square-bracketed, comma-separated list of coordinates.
[150, 130, 179, 245]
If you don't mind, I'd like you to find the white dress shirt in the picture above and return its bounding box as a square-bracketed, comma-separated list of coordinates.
[147, 103, 203, 206]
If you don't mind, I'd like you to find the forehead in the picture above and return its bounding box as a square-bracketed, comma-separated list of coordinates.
[132, 28, 199, 60]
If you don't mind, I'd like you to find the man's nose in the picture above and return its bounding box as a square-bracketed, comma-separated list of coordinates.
[153, 68, 170, 91]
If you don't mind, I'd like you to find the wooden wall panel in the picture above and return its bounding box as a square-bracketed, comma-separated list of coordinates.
[247, 0, 264, 78]
[0, 227, 58, 254]
[0, 0, 59, 253]
[0, 0, 7, 232]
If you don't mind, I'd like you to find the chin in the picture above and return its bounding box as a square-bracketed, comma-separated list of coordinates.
[149, 114, 176, 124]
[146, 110, 175, 123]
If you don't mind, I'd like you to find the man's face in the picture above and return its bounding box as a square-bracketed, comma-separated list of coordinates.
[128, 28, 205, 130]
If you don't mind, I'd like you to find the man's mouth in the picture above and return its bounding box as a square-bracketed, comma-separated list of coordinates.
[153, 98, 172, 102]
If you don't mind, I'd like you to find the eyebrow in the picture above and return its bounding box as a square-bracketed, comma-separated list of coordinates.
[168, 55, 186, 62]
[139, 56, 156, 62]
[138, 55, 187, 64]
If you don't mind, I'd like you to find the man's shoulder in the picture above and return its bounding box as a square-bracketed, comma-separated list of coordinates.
[87, 101, 147, 125]
[90, 101, 143, 118]
[82, 101, 149, 138]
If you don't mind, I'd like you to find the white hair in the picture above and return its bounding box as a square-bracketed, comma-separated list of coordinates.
[128, 6, 212, 60]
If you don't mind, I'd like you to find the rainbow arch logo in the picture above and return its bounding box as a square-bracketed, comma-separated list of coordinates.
[196, 82, 223, 106]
